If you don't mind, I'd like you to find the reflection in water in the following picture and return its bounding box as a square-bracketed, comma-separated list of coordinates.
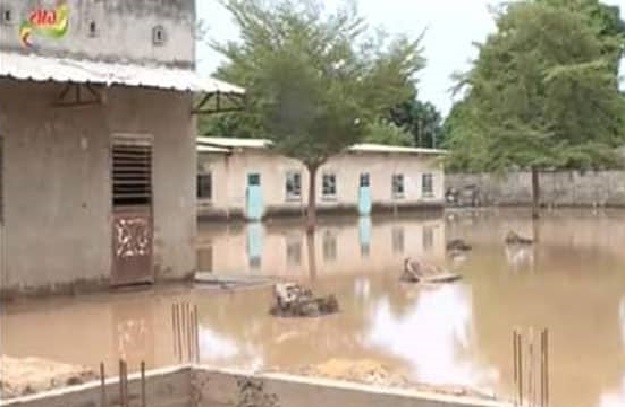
[354, 277, 371, 300]
[4, 211, 625, 407]
[504, 245, 534, 271]
[366, 283, 497, 392]
[358, 217, 371, 258]
[246, 223, 263, 271]
[599, 297, 625, 407]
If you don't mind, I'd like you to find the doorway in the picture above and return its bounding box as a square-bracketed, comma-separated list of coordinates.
[245, 172, 262, 221]
[110, 134, 154, 286]
[358, 172, 371, 216]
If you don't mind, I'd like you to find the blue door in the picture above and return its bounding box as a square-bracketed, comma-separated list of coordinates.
[245, 172, 263, 221]
[246, 223, 263, 271]
[358, 172, 372, 216]
[358, 216, 371, 257]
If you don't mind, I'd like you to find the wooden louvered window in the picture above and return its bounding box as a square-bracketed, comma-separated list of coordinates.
[111, 134, 153, 208]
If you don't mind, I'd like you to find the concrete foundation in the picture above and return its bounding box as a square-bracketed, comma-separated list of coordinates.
[1, 365, 512, 407]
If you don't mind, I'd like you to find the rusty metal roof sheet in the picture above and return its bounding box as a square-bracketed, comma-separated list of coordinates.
[0, 52, 245, 94]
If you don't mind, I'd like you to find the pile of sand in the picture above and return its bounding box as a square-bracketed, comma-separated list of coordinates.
[0, 355, 98, 399]
[280, 358, 496, 400]
[296, 358, 409, 388]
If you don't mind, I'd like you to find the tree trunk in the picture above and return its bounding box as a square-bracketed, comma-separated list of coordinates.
[306, 165, 318, 233]
[306, 230, 317, 280]
[531, 166, 540, 220]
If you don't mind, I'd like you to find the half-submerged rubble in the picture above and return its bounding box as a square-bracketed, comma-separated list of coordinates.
[270, 283, 339, 317]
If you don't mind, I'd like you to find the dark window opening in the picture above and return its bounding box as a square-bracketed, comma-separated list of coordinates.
[422, 173, 433, 196]
[247, 173, 261, 187]
[152, 25, 166, 45]
[88, 21, 97, 36]
[112, 137, 152, 207]
[2, 9, 11, 23]
[322, 173, 337, 198]
[360, 172, 370, 188]
[197, 173, 212, 200]
[392, 174, 404, 197]
[286, 171, 301, 200]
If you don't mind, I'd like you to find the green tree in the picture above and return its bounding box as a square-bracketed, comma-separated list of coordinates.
[363, 120, 413, 146]
[445, 0, 625, 219]
[389, 99, 443, 148]
[211, 0, 424, 230]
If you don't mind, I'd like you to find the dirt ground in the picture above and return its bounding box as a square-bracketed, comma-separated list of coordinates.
[0, 355, 98, 399]
[271, 358, 497, 400]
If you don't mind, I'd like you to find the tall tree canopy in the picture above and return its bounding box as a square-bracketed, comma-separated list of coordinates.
[210, 0, 424, 229]
[389, 99, 443, 148]
[363, 120, 413, 146]
[445, 0, 625, 218]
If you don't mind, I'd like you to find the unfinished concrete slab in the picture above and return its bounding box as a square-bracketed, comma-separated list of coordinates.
[1, 365, 512, 407]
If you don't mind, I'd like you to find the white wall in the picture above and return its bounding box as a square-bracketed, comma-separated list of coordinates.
[197, 149, 445, 217]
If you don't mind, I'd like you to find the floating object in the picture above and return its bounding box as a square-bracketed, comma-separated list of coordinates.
[446, 239, 472, 252]
[194, 272, 277, 288]
[270, 283, 339, 317]
[505, 231, 533, 245]
[400, 271, 463, 284]
[401, 257, 463, 284]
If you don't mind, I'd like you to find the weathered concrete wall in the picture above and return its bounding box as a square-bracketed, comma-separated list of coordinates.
[1, 365, 511, 407]
[0, 79, 195, 295]
[446, 171, 625, 207]
[0, 0, 195, 68]
[197, 217, 446, 275]
[198, 149, 445, 219]
[0, 366, 192, 407]
[193, 368, 510, 407]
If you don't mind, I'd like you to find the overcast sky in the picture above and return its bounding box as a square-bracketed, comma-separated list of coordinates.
[195, 0, 625, 117]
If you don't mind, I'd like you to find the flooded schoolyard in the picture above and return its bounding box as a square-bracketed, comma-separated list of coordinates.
[2, 209, 625, 407]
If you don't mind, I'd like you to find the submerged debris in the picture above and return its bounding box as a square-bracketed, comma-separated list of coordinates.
[269, 283, 339, 317]
[0, 355, 98, 399]
[277, 359, 497, 401]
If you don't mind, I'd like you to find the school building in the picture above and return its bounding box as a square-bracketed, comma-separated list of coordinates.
[196, 137, 447, 221]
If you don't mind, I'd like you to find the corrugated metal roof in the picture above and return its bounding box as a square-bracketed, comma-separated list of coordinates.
[196, 137, 446, 155]
[0, 52, 245, 94]
[197, 137, 272, 149]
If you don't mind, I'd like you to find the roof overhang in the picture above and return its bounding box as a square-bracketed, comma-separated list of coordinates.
[0, 51, 245, 95]
[348, 144, 447, 155]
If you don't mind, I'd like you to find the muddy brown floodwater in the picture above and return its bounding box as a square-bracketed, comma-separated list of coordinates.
[2, 209, 625, 407]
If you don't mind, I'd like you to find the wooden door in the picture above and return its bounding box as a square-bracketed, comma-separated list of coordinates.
[111, 134, 154, 286]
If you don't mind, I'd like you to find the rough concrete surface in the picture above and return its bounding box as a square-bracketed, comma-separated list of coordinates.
[2, 365, 511, 407]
